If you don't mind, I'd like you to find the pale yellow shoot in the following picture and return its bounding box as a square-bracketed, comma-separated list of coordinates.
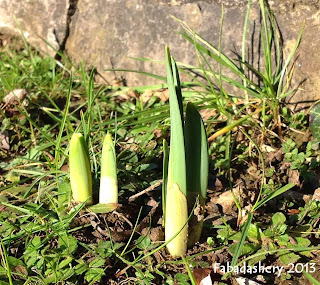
[69, 133, 92, 204]
[99, 133, 118, 204]
[165, 183, 188, 257]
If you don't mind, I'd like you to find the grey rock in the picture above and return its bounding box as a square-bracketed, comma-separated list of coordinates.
[0, 0, 69, 56]
[66, 0, 252, 87]
[1, 0, 320, 105]
[65, 0, 320, 106]
[273, 1, 320, 107]
[0, 131, 9, 150]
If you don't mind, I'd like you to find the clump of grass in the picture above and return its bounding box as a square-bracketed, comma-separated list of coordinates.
[175, 0, 304, 135]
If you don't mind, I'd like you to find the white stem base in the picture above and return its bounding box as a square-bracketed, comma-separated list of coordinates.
[99, 176, 118, 204]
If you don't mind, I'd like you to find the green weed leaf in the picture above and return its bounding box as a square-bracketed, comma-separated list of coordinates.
[85, 268, 105, 283]
[217, 227, 241, 242]
[58, 180, 72, 212]
[0, 266, 6, 277]
[89, 257, 105, 268]
[175, 273, 189, 285]
[58, 233, 78, 255]
[24, 236, 43, 269]
[229, 242, 260, 258]
[58, 257, 73, 269]
[248, 248, 267, 266]
[7, 256, 24, 267]
[310, 103, 320, 142]
[247, 224, 262, 243]
[136, 270, 155, 284]
[279, 252, 300, 265]
[272, 212, 286, 226]
[135, 236, 151, 250]
[293, 237, 312, 257]
[276, 234, 290, 246]
[95, 240, 123, 258]
[74, 261, 88, 275]
[89, 203, 118, 213]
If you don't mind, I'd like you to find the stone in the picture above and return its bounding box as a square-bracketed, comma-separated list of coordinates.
[272, 1, 320, 108]
[1, 0, 320, 105]
[3, 89, 27, 105]
[66, 0, 214, 86]
[0, 132, 9, 150]
[65, 0, 320, 106]
[0, 0, 70, 57]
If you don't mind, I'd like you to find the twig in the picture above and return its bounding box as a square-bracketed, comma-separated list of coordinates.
[114, 211, 133, 228]
[128, 180, 163, 202]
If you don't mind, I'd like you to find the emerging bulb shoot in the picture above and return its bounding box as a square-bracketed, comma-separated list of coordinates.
[69, 133, 92, 204]
[99, 133, 118, 204]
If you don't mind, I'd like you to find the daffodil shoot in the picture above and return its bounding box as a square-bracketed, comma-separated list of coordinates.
[164, 46, 188, 257]
[99, 133, 118, 204]
[69, 133, 92, 204]
[163, 46, 209, 257]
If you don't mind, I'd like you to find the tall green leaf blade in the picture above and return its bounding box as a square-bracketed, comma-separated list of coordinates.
[162, 139, 169, 226]
[171, 59, 184, 125]
[185, 102, 209, 246]
[165, 46, 187, 196]
[185, 102, 209, 200]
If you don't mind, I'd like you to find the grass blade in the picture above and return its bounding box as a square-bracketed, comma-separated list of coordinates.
[303, 271, 320, 285]
[230, 212, 253, 267]
[252, 182, 295, 211]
